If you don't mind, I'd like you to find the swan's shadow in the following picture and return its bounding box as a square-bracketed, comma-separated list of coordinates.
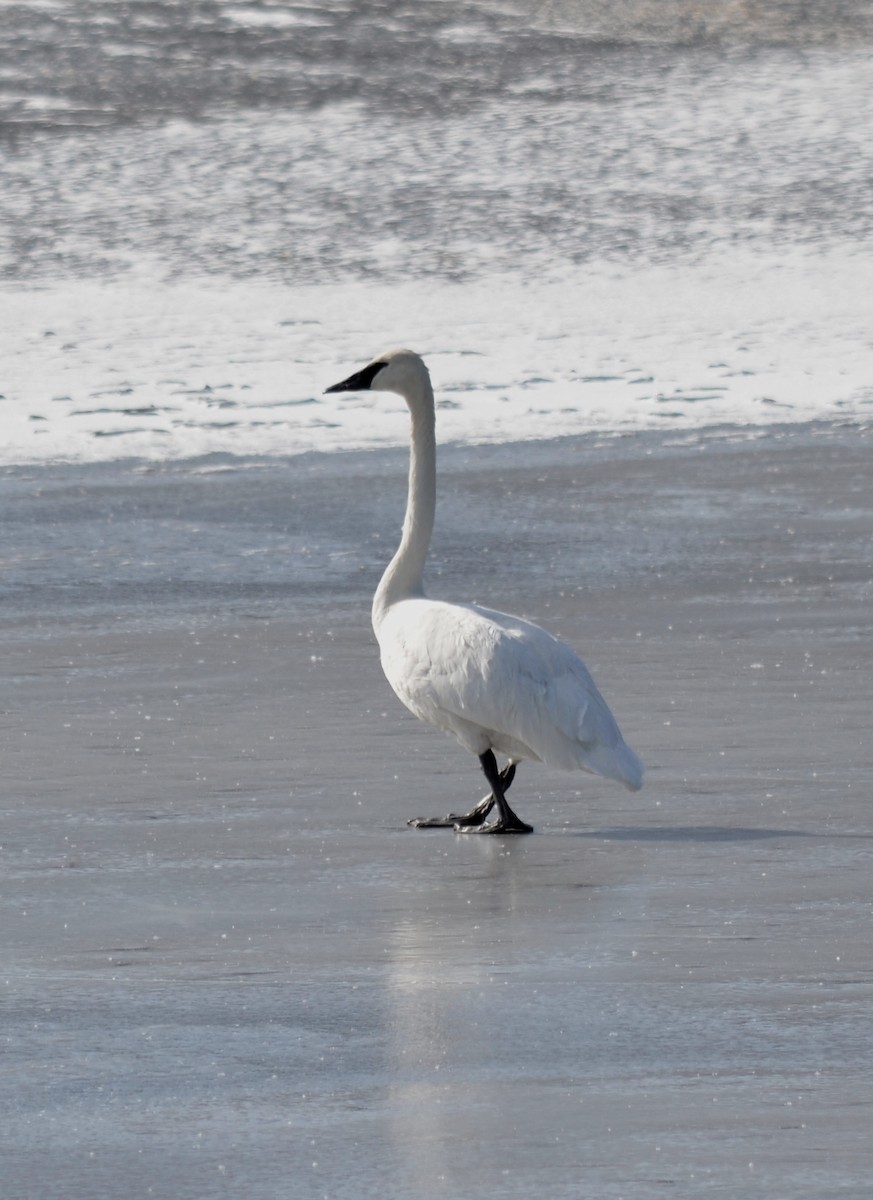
[577, 825, 813, 843]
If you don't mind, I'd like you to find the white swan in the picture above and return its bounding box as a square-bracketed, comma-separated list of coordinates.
[326, 350, 643, 834]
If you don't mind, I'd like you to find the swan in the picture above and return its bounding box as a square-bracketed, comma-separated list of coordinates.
[326, 349, 643, 834]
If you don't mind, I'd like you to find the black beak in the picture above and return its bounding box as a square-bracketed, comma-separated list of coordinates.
[324, 360, 387, 394]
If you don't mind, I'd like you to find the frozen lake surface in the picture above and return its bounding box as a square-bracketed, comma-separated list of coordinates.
[2, 425, 873, 1198]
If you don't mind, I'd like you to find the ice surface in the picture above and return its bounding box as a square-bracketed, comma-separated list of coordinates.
[2, 426, 872, 1199]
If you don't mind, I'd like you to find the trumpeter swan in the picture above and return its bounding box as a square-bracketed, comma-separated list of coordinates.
[326, 350, 643, 834]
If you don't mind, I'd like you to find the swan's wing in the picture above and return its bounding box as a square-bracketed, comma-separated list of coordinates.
[466, 607, 642, 786]
[378, 600, 643, 789]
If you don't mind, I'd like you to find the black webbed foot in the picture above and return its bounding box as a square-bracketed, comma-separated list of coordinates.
[453, 813, 533, 835]
[407, 762, 516, 830]
[408, 809, 489, 829]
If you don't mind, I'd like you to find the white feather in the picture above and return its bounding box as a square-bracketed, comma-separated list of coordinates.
[378, 597, 643, 789]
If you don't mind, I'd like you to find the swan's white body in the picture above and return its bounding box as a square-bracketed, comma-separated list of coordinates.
[377, 597, 642, 787]
[326, 349, 643, 830]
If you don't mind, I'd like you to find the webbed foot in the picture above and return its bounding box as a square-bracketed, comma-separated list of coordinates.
[407, 763, 516, 830]
[454, 814, 533, 835]
[408, 810, 488, 829]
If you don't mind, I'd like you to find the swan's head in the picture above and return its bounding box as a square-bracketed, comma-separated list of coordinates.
[325, 349, 431, 402]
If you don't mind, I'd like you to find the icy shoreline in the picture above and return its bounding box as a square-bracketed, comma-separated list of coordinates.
[2, 247, 871, 466]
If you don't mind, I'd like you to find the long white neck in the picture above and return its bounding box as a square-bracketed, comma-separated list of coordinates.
[371, 379, 436, 634]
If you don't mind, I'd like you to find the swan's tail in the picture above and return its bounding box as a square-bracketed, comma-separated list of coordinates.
[614, 744, 645, 792]
[576, 737, 644, 792]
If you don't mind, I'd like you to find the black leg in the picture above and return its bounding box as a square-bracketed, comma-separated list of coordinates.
[455, 751, 533, 835]
[408, 761, 516, 829]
